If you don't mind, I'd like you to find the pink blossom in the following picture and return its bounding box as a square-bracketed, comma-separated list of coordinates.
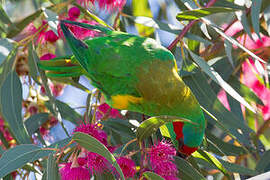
[40, 53, 56, 61]
[68, 7, 81, 19]
[77, 0, 126, 11]
[224, 21, 270, 120]
[87, 152, 108, 174]
[116, 157, 136, 178]
[148, 141, 176, 165]
[59, 162, 91, 180]
[58, 19, 99, 40]
[44, 30, 59, 43]
[217, 90, 230, 111]
[96, 103, 122, 120]
[25, 20, 48, 44]
[73, 123, 108, 146]
[148, 141, 178, 180]
[152, 161, 178, 178]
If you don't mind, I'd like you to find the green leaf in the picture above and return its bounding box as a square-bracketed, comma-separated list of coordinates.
[187, 49, 255, 113]
[7, 9, 43, 38]
[213, 0, 245, 10]
[175, 156, 206, 180]
[72, 132, 125, 180]
[43, 8, 59, 36]
[24, 113, 50, 135]
[263, 5, 270, 36]
[0, 4, 12, 25]
[0, 38, 14, 65]
[125, 15, 212, 46]
[206, 20, 266, 65]
[142, 171, 164, 180]
[236, 9, 253, 40]
[183, 72, 253, 147]
[46, 153, 60, 180]
[219, 159, 258, 176]
[28, 43, 41, 85]
[0, 144, 54, 178]
[102, 119, 136, 139]
[228, 76, 264, 106]
[256, 150, 270, 173]
[206, 132, 247, 156]
[251, 0, 262, 39]
[176, 7, 237, 21]
[193, 150, 229, 177]
[45, 100, 82, 125]
[0, 71, 31, 144]
[224, 39, 234, 67]
[136, 115, 193, 142]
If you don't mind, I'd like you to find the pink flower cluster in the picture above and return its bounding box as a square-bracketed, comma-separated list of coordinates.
[77, 0, 126, 11]
[60, 123, 137, 179]
[148, 141, 179, 180]
[58, 6, 99, 40]
[96, 103, 122, 120]
[0, 117, 15, 147]
[219, 22, 270, 121]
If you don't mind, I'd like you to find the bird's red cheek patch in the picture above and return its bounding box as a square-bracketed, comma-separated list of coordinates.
[173, 121, 184, 140]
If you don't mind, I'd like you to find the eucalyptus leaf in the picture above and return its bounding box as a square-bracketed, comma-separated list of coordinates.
[176, 7, 237, 21]
[46, 153, 60, 180]
[219, 159, 258, 176]
[136, 115, 193, 142]
[0, 38, 14, 65]
[187, 49, 255, 113]
[43, 8, 59, 36]
[24, 113, 50, 135]
[0, 145, 54, 178]
[0, 5, 12, 25]
[28, 43, 41, 84]
[0, 71, 31, 144]
[72, 132, 125, 180]
[256, 150, 270, 173]
[263, 5, 270, 36]
[193, 150, 229, 177]
[7, 9, 43, 38]
[142, 171, 164, 180]
[175, 156, 206, 180]
[45, 100, 82, 125]
[251, 0, 262, 39]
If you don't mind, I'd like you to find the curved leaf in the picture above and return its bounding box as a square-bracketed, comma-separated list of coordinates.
[24, 113, 50, 135]
[136, 115, 193, 142]
[256, 150, 270, 173]
[0, 71, 31, 144]
[175, 156, 206, 180]
[187, 49, 255, 113]
[142, 171, 164, 180]
[193, 150, 229, 177]
[251, 0, 262, 39]
[176, 7, 237, 21]
[0, 145, 54, 178]
[46, 153, 60, 180]
[72, 132, 125, 180]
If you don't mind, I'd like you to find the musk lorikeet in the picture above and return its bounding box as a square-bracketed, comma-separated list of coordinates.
[38, 20, 206, 156]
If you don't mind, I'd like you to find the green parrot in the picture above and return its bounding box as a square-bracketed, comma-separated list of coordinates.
[38, 20, 206, 156]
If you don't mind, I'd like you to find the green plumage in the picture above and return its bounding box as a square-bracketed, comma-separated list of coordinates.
[38, 20, 206, 155]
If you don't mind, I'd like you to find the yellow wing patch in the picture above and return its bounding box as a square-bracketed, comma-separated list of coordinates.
[111, 95, 143, 109]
